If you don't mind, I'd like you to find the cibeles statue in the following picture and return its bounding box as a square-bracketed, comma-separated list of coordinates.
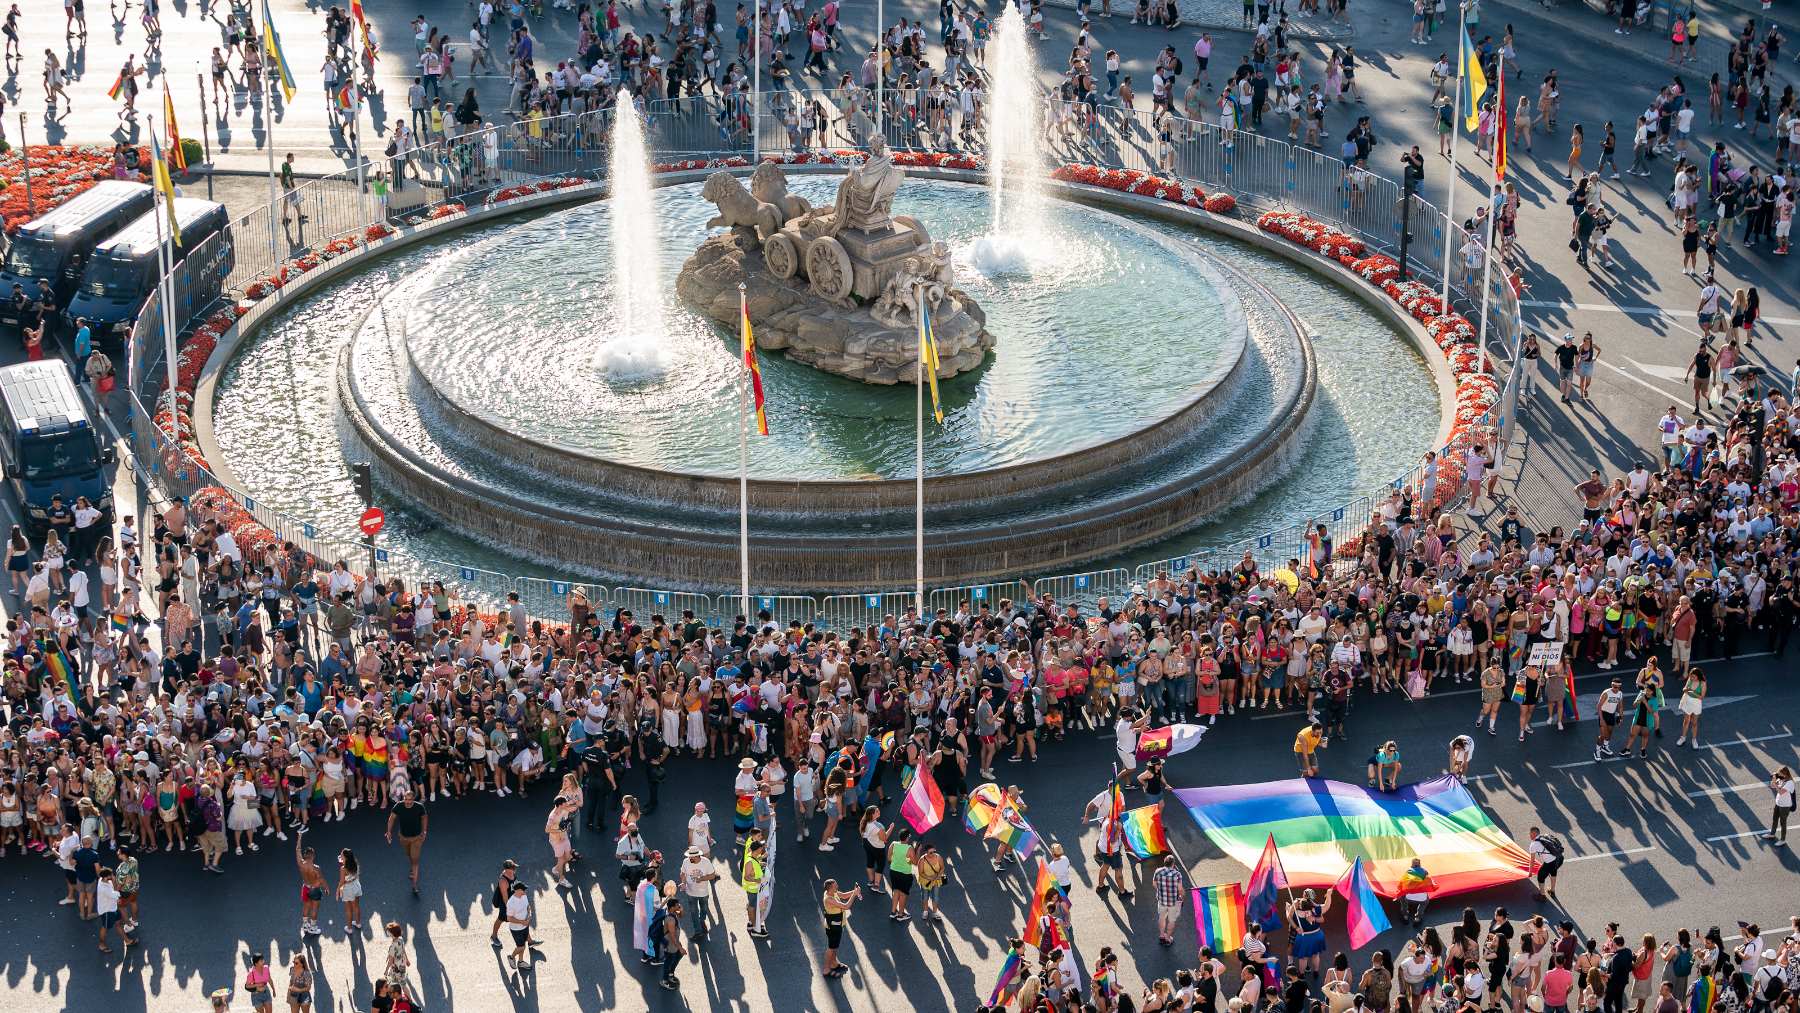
[819, 135, 906, 234]
[677, 150, 995, 385]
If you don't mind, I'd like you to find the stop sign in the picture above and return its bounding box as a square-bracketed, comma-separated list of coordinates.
[358, 507, 386, 537]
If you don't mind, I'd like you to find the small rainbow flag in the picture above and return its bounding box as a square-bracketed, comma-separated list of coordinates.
[1021, 859, 1058, 948]
[336, 82, 356, 113]
[965, 782, 1002, 835]
[109, 613, 131, 635]
[1396, 864, 1437, 896]
[1191, 883, 1247, 952]
[733, 791, 754, 836]
[985, 799, 1038, 858]
[987, 946, 1024, 1006]
[1120, 805, 1171, 859]
[1689, 975, 1718, 1013]
[107, 71, 126, 101]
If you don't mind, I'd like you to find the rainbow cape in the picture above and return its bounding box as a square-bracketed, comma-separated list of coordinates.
[1120, 805, 1171, 859]
[1191, 883, 1247, 952]
[1174, 775, 1531, 899]
[1689, 975, 1717, 1013]
[987, 946, 1024, 1006]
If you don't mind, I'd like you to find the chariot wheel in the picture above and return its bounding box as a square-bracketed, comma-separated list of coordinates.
[764, 233, 800, 280]
[805, 236, 854, 302]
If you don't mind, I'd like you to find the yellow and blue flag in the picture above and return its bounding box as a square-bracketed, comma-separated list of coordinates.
[918, 297, 944, 425]
[1459, 24, 1488, 133]
[262, 0, 298, 103]
[147, 128, 182, 246]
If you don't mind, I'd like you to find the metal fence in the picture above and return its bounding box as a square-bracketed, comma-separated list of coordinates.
[121, 89, 1525, 631]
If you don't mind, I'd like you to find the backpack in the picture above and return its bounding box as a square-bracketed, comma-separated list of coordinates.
[1538, 834, 1565, 858]
[1670, 947, 1693, 979]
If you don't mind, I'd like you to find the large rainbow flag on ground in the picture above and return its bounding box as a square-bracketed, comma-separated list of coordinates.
[1173, 775, 1530, 899]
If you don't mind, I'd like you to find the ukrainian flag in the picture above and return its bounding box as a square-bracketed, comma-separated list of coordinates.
[918, 297, 944, 425]
[262, 0, 298, 103]
[1458, 24, 1488, 133]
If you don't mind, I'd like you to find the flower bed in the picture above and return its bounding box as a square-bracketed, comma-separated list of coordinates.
[426, 202, 466, 220]
[1254, 209, 1504, 508]
[1051, 164, 1209, 208]
[0, 144, 150, 233]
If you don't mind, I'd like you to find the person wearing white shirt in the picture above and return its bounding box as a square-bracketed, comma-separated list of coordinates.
[687, 803, 714, 852]
[1767, 765, 1796, 843]
[678, 847, 719, 938]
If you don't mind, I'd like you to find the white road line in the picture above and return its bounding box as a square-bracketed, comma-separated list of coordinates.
[1706, 732, 1795, 750]
[1687, 782, 1767, 798]
[1725, 927, 1796, 943]
[1552, 758, 1602, 769]
[1462, 772, 1506, 783]
[1704, 829, 1769, 843]
[1518, 299, 1800, 327]
[1563, 845, 1658, 863]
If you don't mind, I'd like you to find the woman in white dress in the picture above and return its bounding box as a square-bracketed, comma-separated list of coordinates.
[338, 849, 364, 936]
[684, 679, 706, 754]
[226, 772, 263, 854]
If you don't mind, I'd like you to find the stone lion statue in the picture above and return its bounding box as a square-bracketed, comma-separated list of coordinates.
[701, 171, 783, 239]
[750, 162, 811, 226]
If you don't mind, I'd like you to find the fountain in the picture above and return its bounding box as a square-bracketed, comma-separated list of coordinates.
[969, 3, 1049, 275]
[594, 91, 668, 379]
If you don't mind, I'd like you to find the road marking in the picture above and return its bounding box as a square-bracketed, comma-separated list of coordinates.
[1706, 732, 1794, 750]
[1686, 782, 1765, 799]
[1563, 845, 1658, 863]
[1462, 772, 1506, 783]
[1704, 829, 1768, 843]
[1552, 757, 1604, 769]
[1725, 927, 1796, 943]
[1519, 299, 1800, 327]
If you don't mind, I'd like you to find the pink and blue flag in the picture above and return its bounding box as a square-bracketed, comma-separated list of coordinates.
[1245, 833, 1288, 930]
[1334, 855, 1392, 949]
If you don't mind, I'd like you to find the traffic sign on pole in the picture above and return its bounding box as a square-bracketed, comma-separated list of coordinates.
[359, 507, 386, 537]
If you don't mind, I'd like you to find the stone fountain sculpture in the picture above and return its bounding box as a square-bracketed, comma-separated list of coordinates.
[676, 140, 994, 385]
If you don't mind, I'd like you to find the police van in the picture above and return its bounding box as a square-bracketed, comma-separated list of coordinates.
[65, 197, 234, 347]
[0, 362, 115, 531]
[0, 181, 155, 332]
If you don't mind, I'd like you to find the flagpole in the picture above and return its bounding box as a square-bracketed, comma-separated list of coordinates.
[1438, 5, 1466, 311]
[876, 0, 885, 144]
[738, 283, 752, 615]
[914, 280, 925, 613]
[147, 115, 181, 405]
[752, 0, 762, 162]
[258, 10, 279, 267]
[353, 86, 370, 224]
[1475, 52, 1504, 376]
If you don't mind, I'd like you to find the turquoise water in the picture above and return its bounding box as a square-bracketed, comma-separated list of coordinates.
[399, 177, 1239, 480]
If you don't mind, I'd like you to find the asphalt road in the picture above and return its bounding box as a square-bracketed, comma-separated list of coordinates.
[1, 646, 1794, 1013]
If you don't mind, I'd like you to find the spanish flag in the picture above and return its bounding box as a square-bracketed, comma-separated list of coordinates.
[918, 295, 944, 425]
[1458, 23, 1488, 133]
[148, 127, 182, 247]
[262, 0, 298, 103]
[740, 289, 769, 436]
[163, 82, 187, 172]
[1492, 63, 1508, 181]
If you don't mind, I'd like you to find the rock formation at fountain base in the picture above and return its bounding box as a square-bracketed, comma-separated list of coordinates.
[677, 229, 992, 385]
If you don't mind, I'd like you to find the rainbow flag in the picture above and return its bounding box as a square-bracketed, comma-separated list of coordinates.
[1100, 780, 1124, 855]
[1021, 859, 1058, 948]
[261, 0, 298, 103]
[1120, 805, 1171, 859]
[1191, 883, 1247, 953]
[985, 799, 1039, 859]
[1396, 864, 1438, 896]
[733, 791, 754, 836]
[1245, 832, 1288, 930]
[918, 294, 944, 425]
[1335, 855, 1393, 949]
[163, 82, 187, 172]
[107, 71, 126, 101]
[43, 644, 81, 708]
[1559, 666, 1581, 721]
[740, 290, 770, 436]
[1175, 776, 1532, 899]
[109, 613, 131, 635]
[1689, 975, 1717, 1013]
[966, 782, 1002, 835]
[1509, 676, 1527, 704]
[336, 82, 356, 113]
[987, 946, 1025, 1006]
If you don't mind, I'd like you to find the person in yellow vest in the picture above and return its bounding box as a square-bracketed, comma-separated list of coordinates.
[741, 838, 769, 939]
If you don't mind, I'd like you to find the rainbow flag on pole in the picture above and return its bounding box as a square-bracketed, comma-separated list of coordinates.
[985, 798, 1039, 859]
[1021, 859, 1058, 948]
[42, 642, 82, 709]
[1120, 805, 1171, 859]
[1175, 776, 1532, 899]
[1191, 883, 1248, 953]
[1334, 855, 1394, 950]
[261, 0, 298, 103]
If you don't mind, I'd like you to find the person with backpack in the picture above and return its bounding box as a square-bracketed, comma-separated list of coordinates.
[1528, 826, 1565, 900]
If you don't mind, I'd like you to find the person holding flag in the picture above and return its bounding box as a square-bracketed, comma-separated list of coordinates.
[1093, 779, 1132, 898]
[109, 55, 145, 120]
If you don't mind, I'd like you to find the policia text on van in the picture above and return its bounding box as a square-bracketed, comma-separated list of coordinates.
[0, 181, 155, 333]
[0, 362, 115, 531]
[65, 197, 233, 345]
